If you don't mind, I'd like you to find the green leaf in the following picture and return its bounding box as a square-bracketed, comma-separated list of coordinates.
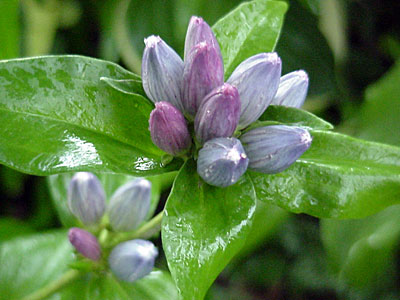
[0, 218, 35, 242]
[0, 55, 181, 175]
[321, 204, 400, 287]
[356, 59, 400, 146]
[276, 0, 336, 95]
[212, 0, 288, 79]
[257, 105, 334, 130]
[0, 0, 19, 59]
[0, 230, 72, 300]
[249, 130, 400, 218]
[48, 172, 173, 227]
[84, 271, 178, 300]
[100, 77, 146, 97]
[162, 159, 256, 300]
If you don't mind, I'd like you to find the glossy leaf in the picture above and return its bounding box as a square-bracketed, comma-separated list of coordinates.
[321, 205, 400, 287]
[85, 271, 178, 300]
[162, 159, 256, 300]
[100, 77, 146, 97]
[249, 130, 400, 218]
[0, 0, 19, 59]
[356, 59, 400, 146]
[256, 105, 334, 130]
[48, 172, 174, 227]
[0, 230, 72, 300]
[0, 56, 181, 176]
[276, 0, 336, 95]
[212, 0, 287, 78]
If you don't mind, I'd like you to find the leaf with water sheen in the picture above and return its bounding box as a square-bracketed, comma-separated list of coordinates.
[162, 159, 256, 300]
[249, 130, 400, 218]
[0, 56, 181, 176]
[212, 0, 288, 79]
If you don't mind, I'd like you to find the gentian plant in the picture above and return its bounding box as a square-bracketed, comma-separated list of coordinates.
[1, 1, 400, 300]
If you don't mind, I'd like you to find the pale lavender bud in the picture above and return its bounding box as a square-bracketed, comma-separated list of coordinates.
[182, 42, 224, 117]
[68, 172, 105, 225]
[68, 227, 101, 261]
[227, 53, 282, 129]
[108, 178, 151, 232]
[240, 125, 312, 174]
[142, 35, 184, 111]
[197, 137, 249, 187]
[194, 83, 240, 144]
[149, 102, 192, 156]
[109, 239, 158, 282]
[271, 70, 309, 108]
[184, 16, 222, 61]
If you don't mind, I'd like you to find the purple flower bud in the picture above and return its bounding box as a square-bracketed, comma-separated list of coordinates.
[271, 70, 309, 108]
[184, 16, 222, 61]
[182, 42, 224, 117]
[142, 35, 184, 111]
[149, 102, 192, 156]
[227, 53, 282, 129]
[109, 239, 158, 282]
[68, 172, 105, 225]
[240, 125, 312, 174]
[108, 178, 151, 232]
[68, 227, 101, 261]
[197, 137, 249, 187]
[194, 83, 240, 144]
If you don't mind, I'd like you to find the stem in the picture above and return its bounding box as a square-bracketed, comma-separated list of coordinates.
[21, 269, 81, 300]
[109, 211, 164, 247]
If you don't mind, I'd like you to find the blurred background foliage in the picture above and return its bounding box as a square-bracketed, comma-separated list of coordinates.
[0, 0, 400, 299]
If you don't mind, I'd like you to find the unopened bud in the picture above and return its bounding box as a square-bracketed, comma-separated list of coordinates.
[182, 42, 224, 117]
[184, 16, 221, 60]
[197, 137, 249, 187]
[67, 172, 105, 225]
[227, 53, 282, 129]
[109, 239, 158, 282]
[108, 178, 151, 232]
[271, 70, 309, 108]
[240, 125, 312, 174]
[149, 102, 192, 156]
[142, 35, 184, 111]
[68, 227, 101, 261]
[194, 83, 240, 144]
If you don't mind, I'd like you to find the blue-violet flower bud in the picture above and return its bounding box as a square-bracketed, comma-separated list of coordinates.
[240, 125, 312, 174]
[182, 42, 224, 117]
[142, 35, 184, 111]
[184, 16, 222, 61]
[197, 137, 249, 187]
[194, 83, 240, 144]
[67, 172, 105, 225]
[68, 227, 101, 261]
[109, 239, 158, 282]
[227, 53, 282, 129]
[149, 102, 192, 156]
[108, 178, 151, 232]
[271, 70, 309, 108]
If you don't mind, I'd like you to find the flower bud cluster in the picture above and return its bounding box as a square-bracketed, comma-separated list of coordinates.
[143, 16, 313, 187]
[66, 172, 157, 282]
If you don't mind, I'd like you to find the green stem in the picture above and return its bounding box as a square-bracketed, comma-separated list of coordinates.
[21, 269, 81, 300]
[109, 211, 164, 248]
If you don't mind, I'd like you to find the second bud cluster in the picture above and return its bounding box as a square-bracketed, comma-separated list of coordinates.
[143, 16, 312, 187]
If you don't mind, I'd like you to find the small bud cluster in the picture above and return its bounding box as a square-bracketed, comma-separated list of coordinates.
[67, 172, 157, 282]
[143, 16, 312, 187]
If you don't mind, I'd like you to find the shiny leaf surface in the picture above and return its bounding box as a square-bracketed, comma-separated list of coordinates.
[0, 230, 72, 300]
[0, 56, 181, 175]
[321, 204, 400, 287]
[249, 130, 400, 218]
[162, 159, 256, 300]
[212, 0, 287, 78]
[258, 105, 334, 130]
[100, 77, 146, 97]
